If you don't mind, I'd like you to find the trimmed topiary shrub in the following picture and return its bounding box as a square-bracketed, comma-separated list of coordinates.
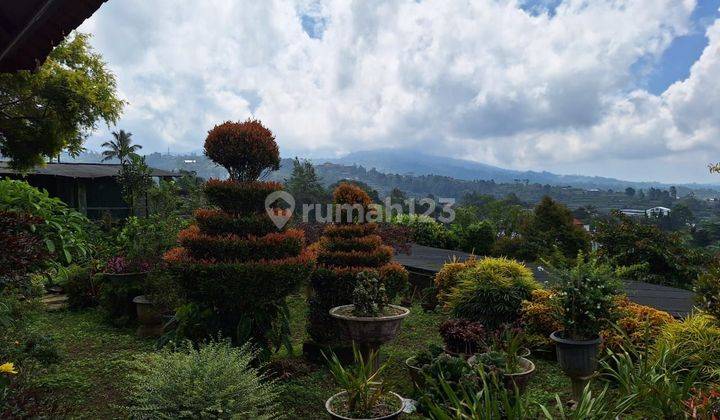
[443, 257, 539, 329]
[305, 183, 409, 351]
[163, 120, 313, 356]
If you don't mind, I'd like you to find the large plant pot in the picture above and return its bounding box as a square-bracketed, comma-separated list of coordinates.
[329, 305, 410, 346]
[325, 390, 404, 420]
[133, 295, 163, 338]
[550, 330, 601, 399]
[404, 357, 424, 389]
[99, 272, 147, 326]
[468, 355, 536, 394]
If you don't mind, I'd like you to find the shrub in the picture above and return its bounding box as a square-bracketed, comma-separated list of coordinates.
[443, 257, 539, 329]
[518, 289, 561, 351]
[685, 387, 720, 419]
[124, 340, 281, 419]
[115, 215, 187, 266]
[0, 211, 47, 287]
[547, 253, 621, 340]
[695, 268, 720, 320]
[306, 186, 408, 350]
[457, 221, 496, 255]
[655, 313, 720, 382]
[63, 264, 102, 310]
[392, 214, 458, 249]
[203, 119, 280, 181]
[434, 256, 477, 306]
[0, 179, 91, 264]
[352, 271, 389, 317]
[438, 318, 486, 354]
[164, 121, 312, 356]
[98, 272, 145, 327]
[600, 296, 675, 353]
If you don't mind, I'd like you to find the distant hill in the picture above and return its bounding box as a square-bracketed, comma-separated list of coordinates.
[319, 149, 720, 192]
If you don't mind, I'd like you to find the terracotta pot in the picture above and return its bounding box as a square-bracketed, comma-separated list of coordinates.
[325, 390, 404, 420]
[133, 295, 163, 338]
[329, 305, 410, 346]
[468, 354, 536, 393]
[550, 330, 601, 399]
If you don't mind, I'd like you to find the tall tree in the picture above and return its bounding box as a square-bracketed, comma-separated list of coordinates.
[285, 158, 327, 221]
[0, 33, 124, 170]
[101, 130, 142, 163]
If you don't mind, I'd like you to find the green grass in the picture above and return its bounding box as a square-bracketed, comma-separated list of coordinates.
[12, 295, 581, 418]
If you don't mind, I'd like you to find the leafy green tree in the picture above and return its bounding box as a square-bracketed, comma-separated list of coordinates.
[101, 130, 141, 163]
[457, 220, 496, 255]
[0, 33, 124, 170]
[117, 155, 153, 216]
[625, 187, 636, 197]
[284, 158, 328, 217]
[523, 196, 590, 261]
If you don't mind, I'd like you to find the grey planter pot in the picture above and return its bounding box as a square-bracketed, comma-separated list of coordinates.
[133, 295, 163, 338]
[329, 305, 410, 346]
[550, 330, 601, 399]
[325, 390, 404, 420]
[468, 354, 536, 394]
[404, 356, 424, 389]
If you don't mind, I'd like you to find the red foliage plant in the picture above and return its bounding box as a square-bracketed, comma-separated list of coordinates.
[0, 211, 46, 278]
[203, 119, 280, 181]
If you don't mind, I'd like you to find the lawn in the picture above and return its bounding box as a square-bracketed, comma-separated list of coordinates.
[16, 294, 576, 419]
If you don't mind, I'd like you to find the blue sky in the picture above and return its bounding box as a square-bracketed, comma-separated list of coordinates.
[78, 1, 720, 183]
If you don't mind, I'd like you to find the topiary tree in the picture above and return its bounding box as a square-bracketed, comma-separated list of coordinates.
[163, 120, 313, 357]
[203, 119, 280, 181]
[304, 183, 408, 356]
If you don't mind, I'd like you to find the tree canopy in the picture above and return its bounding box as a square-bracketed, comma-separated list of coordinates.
[0, 33, 124, 170]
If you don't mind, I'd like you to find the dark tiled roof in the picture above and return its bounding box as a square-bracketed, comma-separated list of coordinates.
[0, 162, 178, 179]
[396, 243, 694, 317]
[0, 0, 108, 72]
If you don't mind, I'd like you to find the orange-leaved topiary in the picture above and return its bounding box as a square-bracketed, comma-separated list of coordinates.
[304, 184, 408, 355]
[164, 120, 312, 356]
[203, 119, 280, 181]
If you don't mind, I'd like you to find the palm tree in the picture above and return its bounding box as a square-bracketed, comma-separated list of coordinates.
[101, 130, 142, 163]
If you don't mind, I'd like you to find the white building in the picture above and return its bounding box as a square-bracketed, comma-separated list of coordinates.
[646, 206, 671, 217]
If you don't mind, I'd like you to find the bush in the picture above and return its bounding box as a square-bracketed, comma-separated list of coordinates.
[124, 340, 281, 419]
[655, 313, 720, 382]
[0, 211, 47, 289]
[306, 185, 408, 349]
[392, 214, 458, 249]
[547, 253, 621, 340]
[457, 221, 496, 255]
[518, 289, 561, 351]
[695, 268, 720, 319]
[164, 121, 312, 356]
[439, 318, 486, 354]
[0, 179, 91, 264]
[443, 257, 539, 329]
[600, 296, 675, 353]
[63, 264, 102, 310]
[434, 256, 477, 306]
[116, 215, 187, 266]
[203, 119, 280, 181]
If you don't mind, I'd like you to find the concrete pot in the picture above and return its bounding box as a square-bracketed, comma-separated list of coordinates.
[468, 354, 536, 393]
[133, 295, 163, 338]
[550, 330, 601, 399]
[404, 356, 424, 389]
[325, 390, 404, 420]
[329, 305, 410, 346]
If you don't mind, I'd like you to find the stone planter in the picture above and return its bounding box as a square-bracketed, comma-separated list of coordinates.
[325, 390, 404, 420]
[133, 295, 163, 338]
[404, 356, 424, 389]
[99, 272, 147, 326]
[550, 330, 601, 399]
[468, 354, 536, 393]
[330, 304, 410, 370]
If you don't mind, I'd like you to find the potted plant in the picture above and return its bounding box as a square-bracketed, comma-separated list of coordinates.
[547, 254, 620, 399]
[99, 256, 152, 326]
[405, 344, 443, 390]
[438, 318, 486, 358]
[469, 329, 535, 393]
[330, 271, 410, 368]
[325, 346, 405, 420]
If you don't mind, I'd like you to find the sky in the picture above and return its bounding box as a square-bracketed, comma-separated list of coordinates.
[78, 0, 720, 184]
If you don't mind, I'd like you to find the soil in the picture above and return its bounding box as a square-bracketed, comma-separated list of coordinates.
[330, 392, 401, 418]
[336, 305, 406, 318]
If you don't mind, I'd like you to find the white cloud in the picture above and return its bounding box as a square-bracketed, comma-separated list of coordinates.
[79, 0, 720, 182]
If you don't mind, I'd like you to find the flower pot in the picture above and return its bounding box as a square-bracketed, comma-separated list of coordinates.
[550, 330, 601, 399]
[329, 305, 410, 347]
[325, 390, 404, 420]
[99, 272, 148, 326]
[404, 357, 424, 389]
[468, 355, 536, 393]
[133, 295, 163, 338]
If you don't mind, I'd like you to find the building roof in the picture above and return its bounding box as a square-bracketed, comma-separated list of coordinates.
[0, 0, 108, 72]
[0, 162, 179, 179]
